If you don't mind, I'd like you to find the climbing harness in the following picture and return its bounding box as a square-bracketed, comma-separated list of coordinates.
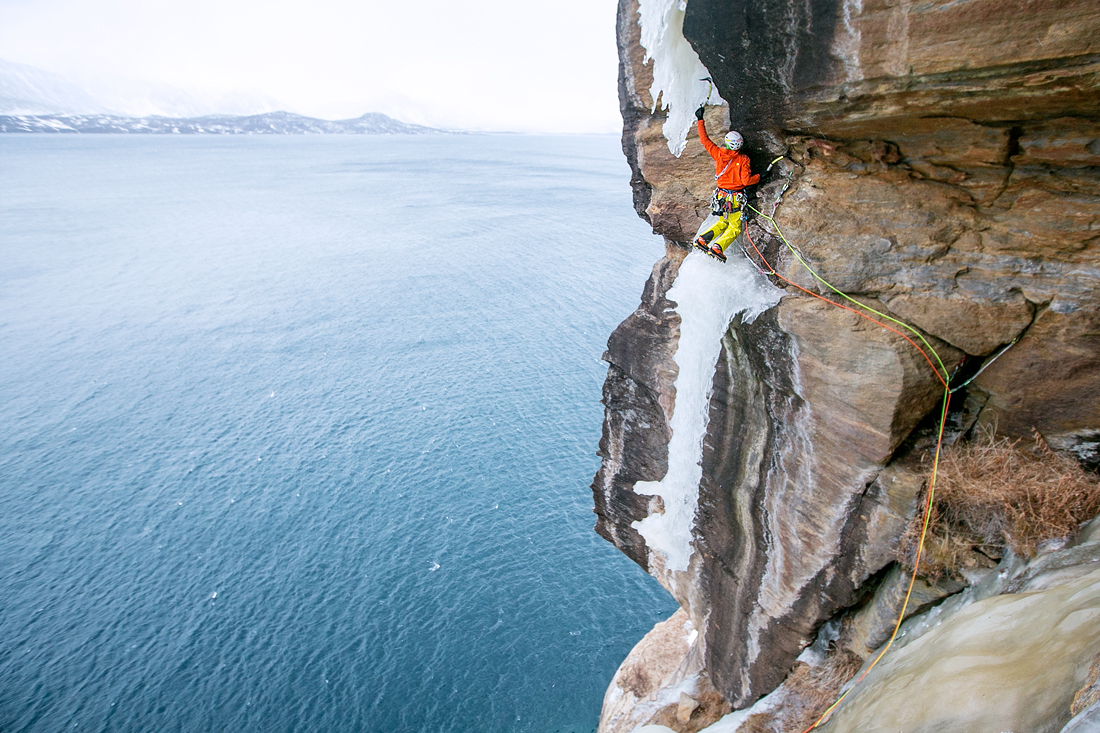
[709, 188, 742, 215]
[739, 201, 963, 732]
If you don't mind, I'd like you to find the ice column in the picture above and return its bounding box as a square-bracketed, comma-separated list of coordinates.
[633, 253, 781, 573]
[637, 0, 722, 156]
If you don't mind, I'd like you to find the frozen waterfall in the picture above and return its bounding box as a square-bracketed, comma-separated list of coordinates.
[637, 0, 722, 156]
[632, 251, 781, 573]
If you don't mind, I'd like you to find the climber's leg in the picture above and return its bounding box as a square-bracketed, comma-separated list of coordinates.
[711, 211, 743, 253]
[695, 217, 729, 247]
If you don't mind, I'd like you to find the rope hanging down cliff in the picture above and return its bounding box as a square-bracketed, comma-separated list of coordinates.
[686, 55, 1029, 713]
[739, 204, 949, 731]
[686, 100, 1021, 725]
[737, 198, 1028, 731]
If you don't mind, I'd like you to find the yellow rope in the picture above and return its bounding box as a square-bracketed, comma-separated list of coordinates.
[801, 388, 950, 731]
[736, 196, 954, 730]
[747, 203, 950, 383]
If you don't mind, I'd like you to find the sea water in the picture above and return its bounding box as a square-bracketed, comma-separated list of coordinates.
[0, 134, 676, 732]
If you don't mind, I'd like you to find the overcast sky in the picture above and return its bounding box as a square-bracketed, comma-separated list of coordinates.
[0, 0, 626, 132]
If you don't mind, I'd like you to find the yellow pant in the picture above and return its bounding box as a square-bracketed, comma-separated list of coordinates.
[698, 211, 743, 253]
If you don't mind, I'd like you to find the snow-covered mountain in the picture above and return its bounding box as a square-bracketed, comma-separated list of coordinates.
[0, 60, 444, 134]
[0, 60, 105, 115]
[0, 111, 444, 135]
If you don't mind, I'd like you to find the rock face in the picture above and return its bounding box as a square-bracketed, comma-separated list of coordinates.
[595, 0, 1100, 724]
[598, 609, 730, 733]
[821, 553, 1100, 732]
[701, 523, 1100, 733]
[594, 244, 687, 571]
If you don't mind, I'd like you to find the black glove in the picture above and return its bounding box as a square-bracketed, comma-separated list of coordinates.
[695, 105, 705, 121]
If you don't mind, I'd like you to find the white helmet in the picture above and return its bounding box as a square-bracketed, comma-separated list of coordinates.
[723, 131, 744, 150]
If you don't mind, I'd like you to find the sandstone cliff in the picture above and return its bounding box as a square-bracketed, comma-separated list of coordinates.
[594, 0, 1100, 730]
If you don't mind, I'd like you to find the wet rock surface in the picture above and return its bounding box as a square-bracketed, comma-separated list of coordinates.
[821, 568, 1100, 733]
[597, 0, 1099, 727]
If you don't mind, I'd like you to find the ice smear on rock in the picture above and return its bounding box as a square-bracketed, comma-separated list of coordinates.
[638, 0, 723, 156]
[633, 253, 781, 573]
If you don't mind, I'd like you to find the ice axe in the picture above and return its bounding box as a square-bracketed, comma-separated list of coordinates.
[701, 76, 713, 106]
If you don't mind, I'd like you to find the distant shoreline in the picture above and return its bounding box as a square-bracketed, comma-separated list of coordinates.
[0, 111, 451, 135]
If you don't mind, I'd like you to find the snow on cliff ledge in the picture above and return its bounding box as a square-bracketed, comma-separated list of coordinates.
[638, 0, 722, 156]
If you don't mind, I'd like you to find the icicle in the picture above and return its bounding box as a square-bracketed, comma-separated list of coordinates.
[637, 0, 722, 156]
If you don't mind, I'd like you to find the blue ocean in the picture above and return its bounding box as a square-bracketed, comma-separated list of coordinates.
[0, 134, 676, 732]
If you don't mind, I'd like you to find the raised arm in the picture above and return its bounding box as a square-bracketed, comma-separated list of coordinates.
[695, 107, 721, 159]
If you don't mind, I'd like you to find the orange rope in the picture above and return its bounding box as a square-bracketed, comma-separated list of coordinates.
[738, 226, 953, 731]
[742, 229, 947, 389]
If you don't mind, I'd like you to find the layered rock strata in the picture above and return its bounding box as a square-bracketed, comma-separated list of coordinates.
[595, 0, 1100, 725]
[702, 522, 1100, 733]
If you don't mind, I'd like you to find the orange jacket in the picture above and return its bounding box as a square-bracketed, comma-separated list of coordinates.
[697, 119, 759, 191]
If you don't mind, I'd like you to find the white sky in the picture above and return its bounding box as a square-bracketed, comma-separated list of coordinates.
[0, 0, 626, 132]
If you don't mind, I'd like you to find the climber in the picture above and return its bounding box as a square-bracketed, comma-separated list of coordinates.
[693, 105, 759, 262]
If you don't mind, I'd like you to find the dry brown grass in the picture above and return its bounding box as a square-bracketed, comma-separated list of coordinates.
[899, 429, 1100, 579]
[737, 651, 865, 733]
